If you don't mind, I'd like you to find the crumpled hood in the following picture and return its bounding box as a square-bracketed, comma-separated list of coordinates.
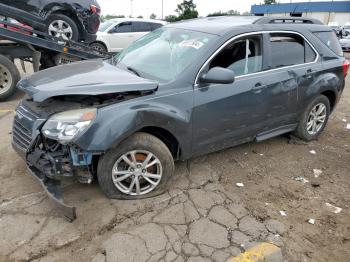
[18, 60, 158, 102]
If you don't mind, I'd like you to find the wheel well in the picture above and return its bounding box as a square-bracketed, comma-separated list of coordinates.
[139, 127, 180, 159]
[321, 90, 336, 112]
[51, 10, 82, 30]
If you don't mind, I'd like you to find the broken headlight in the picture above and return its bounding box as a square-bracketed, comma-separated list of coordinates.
[42, 108, 97, 144]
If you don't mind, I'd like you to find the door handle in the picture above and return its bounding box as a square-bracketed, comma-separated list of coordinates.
[252, 82, 266, 93]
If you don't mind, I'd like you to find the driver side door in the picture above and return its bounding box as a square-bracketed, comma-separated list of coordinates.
[192, 33, 269, 156]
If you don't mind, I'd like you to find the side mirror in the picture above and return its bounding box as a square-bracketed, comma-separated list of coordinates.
[199, 67, 235, 85]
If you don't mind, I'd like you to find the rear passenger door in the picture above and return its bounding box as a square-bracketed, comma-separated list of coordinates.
[261, 32, 320, 130]
[109, 21, 133, 52]
[132, 22, 152, 41]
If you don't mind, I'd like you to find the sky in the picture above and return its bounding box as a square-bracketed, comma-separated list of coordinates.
[97, 0, 348, 19]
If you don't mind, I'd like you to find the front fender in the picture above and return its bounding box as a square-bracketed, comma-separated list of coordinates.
[74, 97, 193, 159]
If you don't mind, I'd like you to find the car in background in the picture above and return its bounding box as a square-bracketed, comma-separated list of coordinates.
[342, 23, 350, 36]
[0, 0, 101, 43]
[328, 22, 341, 35]
[90, 18, 166, 53]
[340, 35, 350, 51]
[0, 17, 32, 35]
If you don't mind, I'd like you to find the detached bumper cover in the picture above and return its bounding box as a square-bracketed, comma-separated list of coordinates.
[27, 167, 77, 221]
[12, 141, 77, 221]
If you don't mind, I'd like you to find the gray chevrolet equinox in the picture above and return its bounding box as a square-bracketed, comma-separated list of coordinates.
[12, 16, 349, 220]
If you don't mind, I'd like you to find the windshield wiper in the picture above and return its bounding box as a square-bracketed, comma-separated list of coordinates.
[126, 66, 141, 77]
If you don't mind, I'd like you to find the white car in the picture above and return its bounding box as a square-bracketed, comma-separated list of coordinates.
[91, 18, 166, 53]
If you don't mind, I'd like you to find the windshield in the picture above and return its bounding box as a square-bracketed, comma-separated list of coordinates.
[99, 21, 114, 32]
[114, 27, 218, 82]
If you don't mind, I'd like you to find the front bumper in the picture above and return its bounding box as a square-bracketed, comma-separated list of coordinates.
[12, 141, 77, 221]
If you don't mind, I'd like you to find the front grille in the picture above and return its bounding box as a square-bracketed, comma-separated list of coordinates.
[12, 119, 32, 151]
[17, 105, 40, 120]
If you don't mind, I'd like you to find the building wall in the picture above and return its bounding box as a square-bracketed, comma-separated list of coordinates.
[262, 12, 350, 25]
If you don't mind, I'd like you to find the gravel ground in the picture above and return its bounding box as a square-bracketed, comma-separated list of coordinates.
[0, 55, 349, 262]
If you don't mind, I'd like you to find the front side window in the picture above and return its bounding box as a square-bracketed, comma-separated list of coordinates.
[209, 34, 263, 77]
[115, 28, 218, 82]
[269, 33, 317, 68]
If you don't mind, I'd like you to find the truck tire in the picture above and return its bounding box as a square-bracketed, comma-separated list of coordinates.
[97, 132, 175, 200]
[293, 95, 330, 141]
[0, 55, 20, 100]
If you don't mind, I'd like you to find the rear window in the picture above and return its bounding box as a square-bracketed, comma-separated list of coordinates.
[313, 31, 343, 56]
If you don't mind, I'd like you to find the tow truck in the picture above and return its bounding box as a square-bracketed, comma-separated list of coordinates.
[0, 19, 110, 100]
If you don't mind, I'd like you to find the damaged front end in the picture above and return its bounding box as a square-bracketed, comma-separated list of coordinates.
[12, 98, 102, 221]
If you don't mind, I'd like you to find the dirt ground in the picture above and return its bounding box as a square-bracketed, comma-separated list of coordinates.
[0, 56, 349, 262]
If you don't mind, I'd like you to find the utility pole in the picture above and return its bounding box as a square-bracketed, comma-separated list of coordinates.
[161, 0, 164, 20]
[130, 0, 133, 18]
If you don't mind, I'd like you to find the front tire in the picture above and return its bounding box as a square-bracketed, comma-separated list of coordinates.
[97, 132, 175, 199]
[293, 95, 330, 141]
[90, 42, 108, 53]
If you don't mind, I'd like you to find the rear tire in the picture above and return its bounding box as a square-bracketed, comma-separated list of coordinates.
[293, 95, 330, 141]
[90, 42, 108, 53]
[97, 132, 175, 200]
[0, 55, 20, 100]
[45, 14, 79, 41]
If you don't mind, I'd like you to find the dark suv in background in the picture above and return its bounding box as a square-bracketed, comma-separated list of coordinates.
[0, 0, 101, 42]
[12, 16, 349, 220]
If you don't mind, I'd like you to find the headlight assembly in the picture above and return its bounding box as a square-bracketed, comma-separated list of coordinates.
[42, 108, 97, 144]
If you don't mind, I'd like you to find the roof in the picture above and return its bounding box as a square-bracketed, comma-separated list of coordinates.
[109, 18, 167, 24]
[167, 16, 260, 35]
[251, 1, 350, 14]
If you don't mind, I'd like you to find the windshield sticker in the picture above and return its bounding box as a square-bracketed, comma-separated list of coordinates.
[179, 39, 204, 49]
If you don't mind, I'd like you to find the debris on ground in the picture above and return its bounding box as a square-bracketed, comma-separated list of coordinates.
[236, 182, 244, 187]
[294, 176, 309, 183]
[342, 118, 347, 122]
[308, 218, 315, 225]
[309, 150, 317, 155]
[279, 211, 287, 216]
[325, 203, 342, 214]
[310, 181, 320, 187]
[346, 123, 350, 130]
[313, 169, 323, 178]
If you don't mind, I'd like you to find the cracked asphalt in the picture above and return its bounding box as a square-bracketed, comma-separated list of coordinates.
[1, 57, 349, 262]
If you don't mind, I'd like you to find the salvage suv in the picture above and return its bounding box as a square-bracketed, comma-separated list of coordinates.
[12, 16, 349, 220]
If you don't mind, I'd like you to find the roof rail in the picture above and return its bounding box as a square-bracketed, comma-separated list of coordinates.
[254, 16, 323, 25]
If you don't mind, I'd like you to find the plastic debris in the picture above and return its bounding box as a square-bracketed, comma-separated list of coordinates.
[347, 123, 350, 130]
[342, 119, 347, 122]
[279, 211, 287, 216]
[325, 203, 342, 214]
[313, 169, 323, 178]
[308, 218, 315, 225]
[259, 153, 264, 156]
[294, 176, 309, 183]
[309, 150, 317, 155]
[236, 182, 244, 187]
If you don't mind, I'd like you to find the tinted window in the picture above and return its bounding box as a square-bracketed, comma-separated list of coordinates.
[150, 23, 163, 31]
[132, 22, 151, 32]
[313, 31, 343, 56]
[111, 22, 132, 33]
[210, 35, 263, 77]
[269, 33, 316, 68]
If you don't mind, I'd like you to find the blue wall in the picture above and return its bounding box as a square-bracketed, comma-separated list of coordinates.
[251, 1, 350, 14]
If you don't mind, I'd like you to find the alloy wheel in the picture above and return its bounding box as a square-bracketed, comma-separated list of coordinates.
[48, 20, 73, 40]
[0, 64, 13, 95]
[306, 103, 327, 135]
[111, 150, 163, 196]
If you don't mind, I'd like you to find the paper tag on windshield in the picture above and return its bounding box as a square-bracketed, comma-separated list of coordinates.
[179, 40, 204, 49]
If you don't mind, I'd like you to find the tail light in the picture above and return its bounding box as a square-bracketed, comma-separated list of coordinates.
[90, 5, 101, 15]
[343, 60, 350, 78]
